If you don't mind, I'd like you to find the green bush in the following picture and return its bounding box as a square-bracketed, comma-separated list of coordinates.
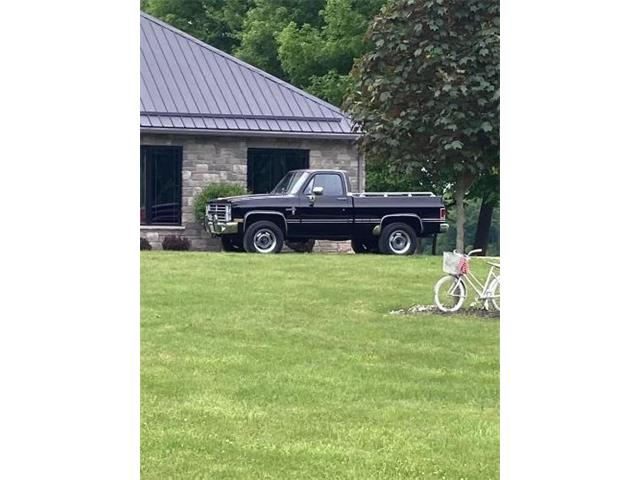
[194, 183, 247, 224]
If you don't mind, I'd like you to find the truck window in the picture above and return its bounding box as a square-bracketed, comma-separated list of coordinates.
[305, 173, 344, 196]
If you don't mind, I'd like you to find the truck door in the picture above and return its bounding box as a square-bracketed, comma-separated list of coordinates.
[298, 172, 352, 238]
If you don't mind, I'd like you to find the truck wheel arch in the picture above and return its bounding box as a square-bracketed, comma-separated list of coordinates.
[379, 214, 422, 235]
[243, 211, 288, 235]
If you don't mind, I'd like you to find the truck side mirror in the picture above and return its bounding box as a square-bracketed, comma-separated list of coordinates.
[307, 186, 323, 205]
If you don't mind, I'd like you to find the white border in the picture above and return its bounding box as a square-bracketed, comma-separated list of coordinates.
[0, 1, 139, 478]
[1, 1, 640, 479]
[502, 1, 640, 478]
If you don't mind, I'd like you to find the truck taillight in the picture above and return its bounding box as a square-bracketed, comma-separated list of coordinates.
[440, 208, 446, 220]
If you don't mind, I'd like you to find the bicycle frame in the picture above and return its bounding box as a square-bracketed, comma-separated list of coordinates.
[466, 265, 499, 299]
[448, 263, 499, 304]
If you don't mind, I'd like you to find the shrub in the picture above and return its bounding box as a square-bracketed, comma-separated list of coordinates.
[140, 237, 152, 250]
[162, 235, 191, 251]
[194, 183, 247, 224]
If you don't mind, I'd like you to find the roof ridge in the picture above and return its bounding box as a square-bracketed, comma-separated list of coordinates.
[140, 11, 349, 120]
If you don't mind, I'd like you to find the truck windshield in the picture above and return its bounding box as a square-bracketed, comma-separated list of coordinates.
[271, 171, 307, 195]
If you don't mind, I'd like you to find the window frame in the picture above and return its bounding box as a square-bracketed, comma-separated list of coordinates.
[140, 145, 183, 226]
[302, 172, 346, 197]
[247, 148, 310, 194]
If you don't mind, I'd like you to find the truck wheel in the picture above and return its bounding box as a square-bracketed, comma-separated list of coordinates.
[243, 220, 284, 254]
[378, 222, 418, 255]
[351, 238, 377, 254]
[221, 235, 244, 252]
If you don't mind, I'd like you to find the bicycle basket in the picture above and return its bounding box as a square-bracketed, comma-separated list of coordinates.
[442, 252, 469, 275]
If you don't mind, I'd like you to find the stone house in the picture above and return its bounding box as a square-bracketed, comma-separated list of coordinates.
[140, 12, 363, 250]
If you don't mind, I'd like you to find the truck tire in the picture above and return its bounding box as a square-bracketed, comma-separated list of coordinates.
[285, 239, 315, 253]
[243, 220, 284, 254]
[378, 222, 418, 255]
[221, 235, 244, 252]
[351, 238, 378, 254]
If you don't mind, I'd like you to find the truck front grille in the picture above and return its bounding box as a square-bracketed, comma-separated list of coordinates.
[207, 203, 230, 222]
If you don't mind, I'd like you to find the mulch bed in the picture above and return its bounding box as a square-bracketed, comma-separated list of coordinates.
[389, 304, 500, 318]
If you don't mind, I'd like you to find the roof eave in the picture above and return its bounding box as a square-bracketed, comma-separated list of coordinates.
[140, 127, 361, 141]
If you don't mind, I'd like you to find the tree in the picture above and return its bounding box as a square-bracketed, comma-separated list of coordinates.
[469, 167, 499, 254]
[142, 0, 254, 53]
[233, 0, 327, 81]
[276, 0, 386, 104]
[439, 195, 500, 255]
[231, 0, 386, 104]
[346, 0, 499, 251]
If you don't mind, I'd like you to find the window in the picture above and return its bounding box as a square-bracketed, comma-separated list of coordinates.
[247, 148, 309, 194]
[304, 173, 345, 196]
[140, 146, 182, 225]
[271, 171, 308, 195]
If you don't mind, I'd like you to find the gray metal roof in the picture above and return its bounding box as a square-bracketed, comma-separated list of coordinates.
[140, 11, 357, 138]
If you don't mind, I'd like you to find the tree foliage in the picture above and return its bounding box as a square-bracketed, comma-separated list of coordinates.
[142, 0, 254, 53]
[366, 156, 439, 192]
[346, 0, 499, 249]
[275, 0, 386, 104]
[233, 0, 318, 80]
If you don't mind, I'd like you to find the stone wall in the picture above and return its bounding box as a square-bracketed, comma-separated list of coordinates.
[314, 240, 354, 253]
[140, 133, 363, 251]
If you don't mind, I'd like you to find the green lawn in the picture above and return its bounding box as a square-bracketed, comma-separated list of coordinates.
[141, 252, 499, 480]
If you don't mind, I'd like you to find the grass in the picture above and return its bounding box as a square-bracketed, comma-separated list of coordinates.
[141, 252, 499, 480]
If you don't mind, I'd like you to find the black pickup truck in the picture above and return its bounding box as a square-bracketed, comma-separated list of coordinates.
[205, 169, 448, 255]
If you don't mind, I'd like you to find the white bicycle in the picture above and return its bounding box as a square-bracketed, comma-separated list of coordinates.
[434, 249, 500, 313]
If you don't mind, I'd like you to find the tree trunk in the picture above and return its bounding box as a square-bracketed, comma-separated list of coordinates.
[473, 196, 495, 255]
[455, 173, 471, 252]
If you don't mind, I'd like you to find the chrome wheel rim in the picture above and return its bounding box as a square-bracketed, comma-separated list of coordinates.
[253, 228, 276, 253]
[388, 230, 411, 254]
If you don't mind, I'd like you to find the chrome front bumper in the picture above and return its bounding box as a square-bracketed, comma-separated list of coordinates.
[206, 218, 239, 236]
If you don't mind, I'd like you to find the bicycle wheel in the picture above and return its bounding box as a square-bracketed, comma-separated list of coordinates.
[434, 275, 466, 312]
[488, 276, 500, 311]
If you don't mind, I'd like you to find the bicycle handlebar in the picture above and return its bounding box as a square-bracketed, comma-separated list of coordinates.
[453, 249, 483, 257]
